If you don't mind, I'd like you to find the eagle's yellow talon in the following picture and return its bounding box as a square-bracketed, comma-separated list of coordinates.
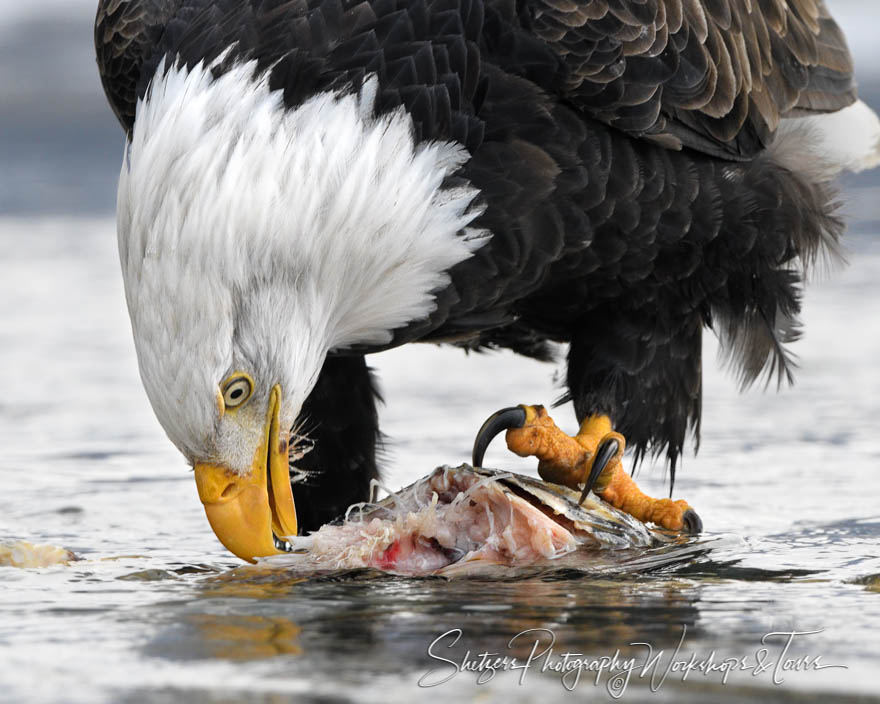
[472, 406, 702, 534]
[599, 467, 696, 531]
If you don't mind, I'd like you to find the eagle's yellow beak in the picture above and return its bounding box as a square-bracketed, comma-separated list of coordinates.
[193, 386, 298, 562]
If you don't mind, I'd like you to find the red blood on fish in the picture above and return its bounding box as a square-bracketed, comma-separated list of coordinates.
[377, 540, 402, 569]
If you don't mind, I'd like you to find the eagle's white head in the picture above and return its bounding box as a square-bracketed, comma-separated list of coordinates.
[116, 57, 487, 560]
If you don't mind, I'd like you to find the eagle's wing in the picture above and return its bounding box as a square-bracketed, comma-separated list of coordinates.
[509, 0, 856, 159]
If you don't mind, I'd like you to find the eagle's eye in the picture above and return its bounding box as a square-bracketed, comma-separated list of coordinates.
[221, 373, 254, 409]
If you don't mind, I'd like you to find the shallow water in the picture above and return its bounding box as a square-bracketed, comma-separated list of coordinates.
[1, 199, 880, 702]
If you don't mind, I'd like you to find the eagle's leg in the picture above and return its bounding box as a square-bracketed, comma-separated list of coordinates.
[473, 405, 701, 533]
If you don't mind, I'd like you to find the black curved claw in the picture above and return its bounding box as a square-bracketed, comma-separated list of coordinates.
[682, 509, 703, 534]
[578, 437, 620, 504]
[472, 406, 528, 468]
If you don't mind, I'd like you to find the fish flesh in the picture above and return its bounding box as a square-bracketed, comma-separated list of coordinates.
[266, 465, 668, 576]
[0, 541, 77, 568]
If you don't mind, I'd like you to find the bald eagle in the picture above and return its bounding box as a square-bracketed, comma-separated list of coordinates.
[95, 0, 879, 561]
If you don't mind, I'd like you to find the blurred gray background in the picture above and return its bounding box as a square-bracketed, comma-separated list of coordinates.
[2, 0, 880, 217]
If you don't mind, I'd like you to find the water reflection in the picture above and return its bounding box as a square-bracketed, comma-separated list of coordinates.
[183, 614, 303, 660]
[150, 560, 713, 675]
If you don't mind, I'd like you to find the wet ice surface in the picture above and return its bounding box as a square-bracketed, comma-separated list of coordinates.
[1, 204, 879, 703]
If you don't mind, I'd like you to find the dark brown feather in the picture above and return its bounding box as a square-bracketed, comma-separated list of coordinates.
[516, 0, 857, 159]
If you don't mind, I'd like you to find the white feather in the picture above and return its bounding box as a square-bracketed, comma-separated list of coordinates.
[772, 99, 880, 179]
[116, 58, 488, 469]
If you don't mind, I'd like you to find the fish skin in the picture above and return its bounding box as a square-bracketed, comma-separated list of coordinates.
[264, 465, 668, 576]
